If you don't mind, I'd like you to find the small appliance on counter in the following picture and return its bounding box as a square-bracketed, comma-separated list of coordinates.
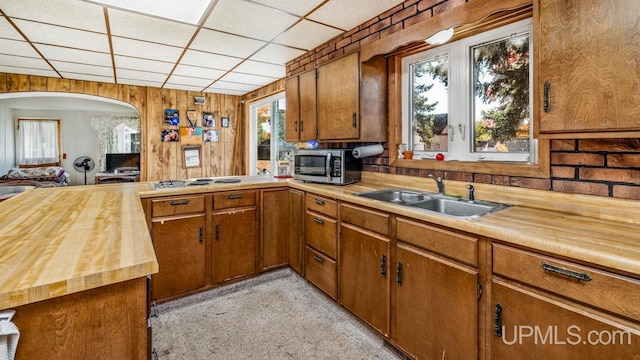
[293, 149, 362, 185]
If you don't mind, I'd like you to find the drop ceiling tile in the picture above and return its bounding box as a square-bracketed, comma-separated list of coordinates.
[208, 81, 259, 92]
[1, 0, 106, 32]
[114, 55, 174, 73]
[234, 60, 285, 78]
[164, 83, 207, 92]
[249, 0, 325, 17]
[308, 0, 404, 31]
[204, 0, 299, 41]
[59, 72, 114, 83]
[180, 50, 242, 71]
[172, 64, 226, 80]
[273, 19, 342, 51]
[0, 17, 24, 40]
[165, 75, 212, 87]
[35, 44, 112, 67]
[249, 43, 305, 65]
[107, 9, 196, 47]
[13, 20, 110, 52]
[219, 72, 278, 86]
[0, 65, 58, 78]
[117, 69, 168, 83]
[204, 88, 247, 96]
[112, 37, 183, 62]
[50, 61, 113, 77]
[0, 38, 42, 58]
[0, 54, 50, 69]
[191, 28, 265, 58]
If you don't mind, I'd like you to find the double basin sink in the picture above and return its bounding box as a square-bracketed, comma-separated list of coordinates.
[355, 189, 509, 219]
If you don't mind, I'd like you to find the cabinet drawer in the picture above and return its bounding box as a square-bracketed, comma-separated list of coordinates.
[213, 190, 256, 210]
[306, 193, 337, 218]
[493, 244, 640, 321]
[340, 203, 389, 236]
[152, 195, 205, 218]
[397, 217, 477, 266]
[305, 211, 337, 259]
[305, 246, 337, 299]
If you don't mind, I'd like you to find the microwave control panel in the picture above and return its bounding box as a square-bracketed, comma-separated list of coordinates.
[331, 156, 342, 177]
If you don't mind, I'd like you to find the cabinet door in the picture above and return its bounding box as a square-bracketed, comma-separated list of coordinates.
[394, 244, 478, 360]
[339, 224, 390, 336]
[288, 189, 304, 274]
[212, 208, 257, 283]
[491, 280, 640, 359]
[317, 52, 359, 140]
[151, 215, 205, 300]
[299, 69, 317, 141]
[536, 0, 640, 134]
[262, 189, 288, 270]
[285, 76, 300, 142]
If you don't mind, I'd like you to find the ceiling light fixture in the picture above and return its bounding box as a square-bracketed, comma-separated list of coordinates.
[425, 27, 454, 45]
[84, 0, 213, 25]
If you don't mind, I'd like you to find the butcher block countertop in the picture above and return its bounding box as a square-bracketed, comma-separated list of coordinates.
[1, 172, 639, 310]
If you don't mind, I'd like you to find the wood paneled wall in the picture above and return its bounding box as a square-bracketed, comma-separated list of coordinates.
[0, 72, 242, 181]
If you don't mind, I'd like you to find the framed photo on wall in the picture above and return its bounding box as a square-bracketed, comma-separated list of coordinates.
[203, 130, 219, 142]
[203, 112, 215, 127]
[162, 129, 179, 142]
[221, 117, 229, 128]
[182, 146, 201, 168]
[179, 126, 202, 145]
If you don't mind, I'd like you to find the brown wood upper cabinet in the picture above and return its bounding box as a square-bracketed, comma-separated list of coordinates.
[286, 52, 387, 142]
[535, 0, 640, 137]
[285, 69, 316, 142]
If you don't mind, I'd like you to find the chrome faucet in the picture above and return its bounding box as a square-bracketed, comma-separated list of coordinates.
[466, 184, 475, 203]
[428, 174, 445, 194]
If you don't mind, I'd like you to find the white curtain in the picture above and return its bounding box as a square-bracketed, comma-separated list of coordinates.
[18, 120, 59, 165]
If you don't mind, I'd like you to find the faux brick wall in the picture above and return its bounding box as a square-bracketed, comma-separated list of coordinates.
[286, 0, 640, 200]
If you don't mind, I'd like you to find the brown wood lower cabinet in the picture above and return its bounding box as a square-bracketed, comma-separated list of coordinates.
[13, 278, 147, 360]
[305, 246, 337, 299]
[151, 214, 205, 300]
[339, 223, 390, 336]
[491, 280, 640, 359]
[212, 208, 257, 283]
[261, 188, 289, 270]
[393, 243, 479, 360]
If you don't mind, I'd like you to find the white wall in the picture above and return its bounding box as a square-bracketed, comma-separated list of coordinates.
[0, 106, 15, 176]
[10, 109, 124, 185]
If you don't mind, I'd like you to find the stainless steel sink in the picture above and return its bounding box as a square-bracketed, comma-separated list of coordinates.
[355, 189, 430, 204]
[354, 188, 509, 218]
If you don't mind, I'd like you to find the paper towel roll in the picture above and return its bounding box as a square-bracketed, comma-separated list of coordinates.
[352, 144, 384, 158]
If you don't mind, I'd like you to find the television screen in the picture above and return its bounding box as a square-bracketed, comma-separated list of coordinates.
[106, 153, 140, 173]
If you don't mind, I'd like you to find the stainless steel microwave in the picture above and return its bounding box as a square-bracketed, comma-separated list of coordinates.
[294, 149, 362, 185]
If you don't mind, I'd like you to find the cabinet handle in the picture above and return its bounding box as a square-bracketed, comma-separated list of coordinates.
[352, 112, 357, 128]
[227, 194, 244, 200]
[541, 262, 592, 282]
[396, 262, 403, 286]
[543, 82, 551, 113]
[300, 120, 304, 132]
[314, 198, 325, 205]
[494, 304, 503, 337]
[199, 226, 203, 244]
[170, 199, 189, 206]
[313, 254, 324, 263]
[294, 120, 298, 132]
[380, 254, 387, 277]
[313, 217, 324, 225]
[150, 301, 158, 318]
[152, 348, 158, 360]
[215, 223, 220, 241]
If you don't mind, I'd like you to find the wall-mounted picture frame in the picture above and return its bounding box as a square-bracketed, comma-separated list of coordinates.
[164, 109, 179, 126]
[180, 126, 203, 145]
[203, 112, 215, 127]
[221, 117, 229, 128]
[161, 129, 179, 142]
[182, 146, 201, 168]
[194, 96, 206, 105]
[204, 130, 219, 142]
[186, 110, 198, 128]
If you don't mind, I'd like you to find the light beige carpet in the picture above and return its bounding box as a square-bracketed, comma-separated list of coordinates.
[152, 268, 399, 359]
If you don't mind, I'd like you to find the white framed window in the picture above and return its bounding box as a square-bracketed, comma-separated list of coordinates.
[249, 93, 297, 175]
[17, 118, 60, 166]
[401, 18, 535, 163]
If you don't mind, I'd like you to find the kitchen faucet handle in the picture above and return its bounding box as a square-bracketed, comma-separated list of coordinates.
[466, 184, 475, 203]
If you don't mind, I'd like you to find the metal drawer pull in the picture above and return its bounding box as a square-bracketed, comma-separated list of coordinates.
[150, 301, 158, 318]
[541, 262, 592, 282]
[170, 200, 189, 206]
[494, 304, 503, 337]
[313, 217, 324, 224]
[396, 262, 403, 286]
[313, 254, 324, 263]
[227, 194, 244, 200]
[314, 198, 325, 205]
[543, 82, 551, 113]
[380, 254, 387, 277]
